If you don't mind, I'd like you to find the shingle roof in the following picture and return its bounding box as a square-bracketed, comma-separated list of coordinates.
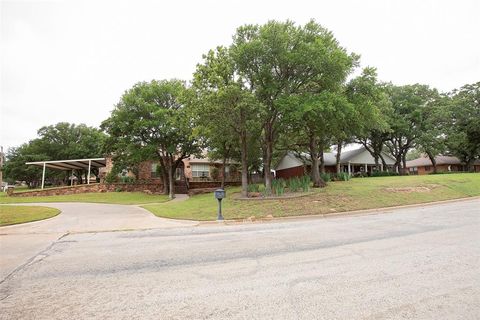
[405, 155, 480, 167]
[340, 148, 366, 162]
[291, 147, 372, 166]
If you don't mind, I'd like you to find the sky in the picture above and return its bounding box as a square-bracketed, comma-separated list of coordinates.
[1, 0, 479, 151]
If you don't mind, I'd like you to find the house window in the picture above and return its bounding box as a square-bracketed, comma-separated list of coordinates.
[151, 163, 160, 178]
[425, 166, 431, 171]
[191, 164, 210, 178]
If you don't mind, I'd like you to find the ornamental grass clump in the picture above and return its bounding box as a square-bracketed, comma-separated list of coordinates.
[336, 172, 351, 181]
[320, 173, 331, 182]
[287, 177, 301, 192]
[300, 175, 311, 192]
[247, 183, 260, 193]
[272, 178, 286, 196]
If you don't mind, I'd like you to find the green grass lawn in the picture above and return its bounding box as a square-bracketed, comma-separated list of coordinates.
[143, 173, 480, 221]
[0, 191, 169, 205]
[0, 205, 61, 226]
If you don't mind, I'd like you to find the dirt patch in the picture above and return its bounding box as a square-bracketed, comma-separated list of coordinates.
[385, 185, 438, 193]
[233, 191, 315, 201]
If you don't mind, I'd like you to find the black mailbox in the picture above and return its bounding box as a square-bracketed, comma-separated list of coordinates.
[214, 189, 225, 221]
[214, 189, 226, 200]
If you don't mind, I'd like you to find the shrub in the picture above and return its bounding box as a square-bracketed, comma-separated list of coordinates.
[229, 164, 239, 175]
[210, 166, 220, 181]
[105, 172, 118, 184]
[120, 176, 135, 184]
[428, 171, 457, 175]
[352, 172, 368, 178]
[370, 171, 399, 177]
[320, 173, 331, 182]
[336, 172, 351, 181]
[247, 183, 260, 193]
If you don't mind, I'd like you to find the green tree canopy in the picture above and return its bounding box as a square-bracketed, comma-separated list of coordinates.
[230, 19, 358, 192]
[4, 122, 106, 186]
[444, 82, 480, 170]
[101, 79, 201, 199]
[190, 46, 260, 196]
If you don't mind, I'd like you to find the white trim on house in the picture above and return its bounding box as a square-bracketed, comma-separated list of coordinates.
[275, 147, 396, 173]
[191, 163, 210, 178]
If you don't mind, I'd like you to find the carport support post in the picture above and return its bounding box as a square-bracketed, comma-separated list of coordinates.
[41, 162, 46, 189]
[87, 160, 91, 184]
[71, 170, 74, 186]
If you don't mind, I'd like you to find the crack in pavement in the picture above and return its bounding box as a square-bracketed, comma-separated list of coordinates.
[0, 232, 70, 286]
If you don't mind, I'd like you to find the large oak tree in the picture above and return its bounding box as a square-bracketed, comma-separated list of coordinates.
[230, 20, 357, 192]
[101, 79, 201, 199]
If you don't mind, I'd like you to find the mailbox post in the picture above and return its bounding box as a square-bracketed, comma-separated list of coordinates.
[214, 188, 226, 221]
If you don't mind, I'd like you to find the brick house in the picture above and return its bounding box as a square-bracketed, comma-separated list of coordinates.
[102, 155, 241, 190]
[406, 155, 480, 175]
[275, 147, 396, 179]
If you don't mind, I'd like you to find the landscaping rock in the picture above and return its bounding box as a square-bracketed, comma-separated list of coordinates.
[248, 192, 261, 198]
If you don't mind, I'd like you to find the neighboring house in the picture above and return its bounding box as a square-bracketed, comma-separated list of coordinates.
[406, 155, 480, 175]
[275, 147, 396, 179]
[104, 155, 241, 183]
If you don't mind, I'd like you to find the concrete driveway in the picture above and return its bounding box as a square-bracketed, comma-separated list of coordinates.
[1, 198, 479, 319]
[0, 202, 196, 281]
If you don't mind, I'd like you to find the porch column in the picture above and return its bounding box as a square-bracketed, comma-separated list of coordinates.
[87, 160, 91, 184]
[380, 163, 384, 172]
[365, 163, 368, 173]
[71, 170, 74, 186]
[41, 162, 46, 189]
[348, 162, 351, 175]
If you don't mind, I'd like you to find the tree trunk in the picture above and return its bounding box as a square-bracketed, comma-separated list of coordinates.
[309, 134, 326, 188]
[466, 158, 474, 172]
[263, 126, 273, 196]
[401, 154, 407, 175]
[158, 157, 169, 196]
[168, 161, 175, 200]
[374, 154, 380, 172]
[336, 142, 342, 174]
[394, 154, 402, 174]
[426, 151, 437, 174]
[240, 128, 248, 198]
[380, 154, 388, 171]
[319, 150, 325, 174]
[162, 171, 169, 195]
[221, 156, 226, 189]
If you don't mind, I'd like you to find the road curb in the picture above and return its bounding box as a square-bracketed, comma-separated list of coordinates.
[197, 195, 480, 226]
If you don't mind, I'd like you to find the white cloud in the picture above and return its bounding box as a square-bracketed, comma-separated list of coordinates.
[1, 0, 479, 150]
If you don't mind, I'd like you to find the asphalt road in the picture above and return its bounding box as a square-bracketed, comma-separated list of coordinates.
[0, 202, 195, 280]
[1, 199, 479, 319]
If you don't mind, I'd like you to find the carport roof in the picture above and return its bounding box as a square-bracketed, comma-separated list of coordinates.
[25, 158, 106, 171]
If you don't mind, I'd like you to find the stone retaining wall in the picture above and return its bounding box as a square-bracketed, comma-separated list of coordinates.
[8, 180, 241, 197]
[188, 181, 241, 189]
[9, 183, 164, 197]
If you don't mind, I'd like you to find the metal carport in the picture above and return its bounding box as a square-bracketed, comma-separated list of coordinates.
[25, 158, 106, 189]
